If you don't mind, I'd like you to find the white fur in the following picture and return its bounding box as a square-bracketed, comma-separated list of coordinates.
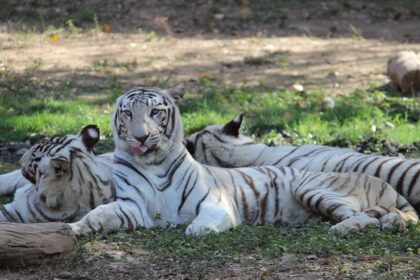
[0, 132, 115, 223]
[69, 87, 418, 237]
[185, 122, 420, 209]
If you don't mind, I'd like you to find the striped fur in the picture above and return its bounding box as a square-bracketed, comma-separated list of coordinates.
[0, 125, 115, 223]
[69, 87, 417, 236]
[184, 115, 420, 210]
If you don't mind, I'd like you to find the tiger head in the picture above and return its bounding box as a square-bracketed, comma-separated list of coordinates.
[20, 125, 110, 210]
[112, 85, 185, 165]
[184, 114, 255, 167]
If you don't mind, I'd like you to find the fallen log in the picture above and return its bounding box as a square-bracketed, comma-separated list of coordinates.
[0, 222, 76, 268]
[387, 51, 420, 96]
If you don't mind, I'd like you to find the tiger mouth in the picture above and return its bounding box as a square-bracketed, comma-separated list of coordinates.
[129, 143, 156, 155]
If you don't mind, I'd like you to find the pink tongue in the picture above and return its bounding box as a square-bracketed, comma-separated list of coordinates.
[129, 145, 149, 155]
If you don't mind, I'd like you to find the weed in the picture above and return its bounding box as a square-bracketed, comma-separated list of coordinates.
[349, 24, 364, 40]
[138, 28, 158, 41]
[65, 19, 81, 34]
[91, 59, 109, 73]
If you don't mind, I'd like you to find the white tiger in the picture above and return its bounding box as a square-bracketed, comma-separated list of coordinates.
[184, 115, 420, 210]
[0, 125, 115, 223]
[68, 86, 417, 236]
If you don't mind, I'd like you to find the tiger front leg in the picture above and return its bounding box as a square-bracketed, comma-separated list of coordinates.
[0, 170, 30, 195]
[185, 202, 239, 236]
[329, 212, 380, 235]
[69, 200, 155, 236]
[0, 210, 8, 222]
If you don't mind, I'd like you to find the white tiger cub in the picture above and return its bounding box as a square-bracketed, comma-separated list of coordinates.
[69, 86, 417, 236]
[184, 115, 420, 210]
[0, 125, 115, 223]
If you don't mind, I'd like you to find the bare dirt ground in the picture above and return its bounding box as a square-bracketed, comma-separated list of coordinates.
[1, 1, 420, 279]
[1, 0, 420, 95]
[3, 34, 420, 95]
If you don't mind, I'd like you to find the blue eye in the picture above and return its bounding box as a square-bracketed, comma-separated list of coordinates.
[123, 110, 132, 117]
[150, 108, 160, 116]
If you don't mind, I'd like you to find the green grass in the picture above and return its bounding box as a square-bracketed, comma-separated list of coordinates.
[1, 83, 419, 149]
[78, 222, 420, 276]
[181, 87, 420, 147]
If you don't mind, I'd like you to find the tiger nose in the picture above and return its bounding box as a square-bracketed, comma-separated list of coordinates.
[134, 134, 149, 144]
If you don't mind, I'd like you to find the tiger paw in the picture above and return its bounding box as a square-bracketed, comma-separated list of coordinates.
[329, 213, 379, 235]
[68, 222, 90, 236]
[185, 223, 218, 236]
[380, 213, 406, 230]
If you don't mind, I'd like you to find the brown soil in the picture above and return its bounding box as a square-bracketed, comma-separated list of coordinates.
[1, 1, 420, 95]
[2, 246, 420, 280]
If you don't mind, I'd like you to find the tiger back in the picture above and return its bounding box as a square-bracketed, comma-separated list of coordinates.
[184, 115, 420, 210]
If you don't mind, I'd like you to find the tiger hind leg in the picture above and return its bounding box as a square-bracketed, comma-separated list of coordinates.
[295, 186, 382, 235]
[296, 173, 418, 235]
[365, 203, 418, 230]
[328, 200, 418, 235]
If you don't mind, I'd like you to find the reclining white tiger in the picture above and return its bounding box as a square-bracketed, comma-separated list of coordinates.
[0, 125, 115, 223]
[184, 115, 420, 210]
[68, 86, 417, 237]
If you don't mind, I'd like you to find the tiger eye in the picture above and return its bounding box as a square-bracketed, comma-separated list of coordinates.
[123, 110, 132, 117]
[150, 108, 160, 116]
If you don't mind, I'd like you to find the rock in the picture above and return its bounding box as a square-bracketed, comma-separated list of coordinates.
[387, 51, 420, 96]
[279, 253, 298, 267]
[326, 71, 339, 78]
[214, 14, 224, 20]
[306, 255, 318, 261]
[131, 248, 149, 255]
[371, 125, 377, 133]
[292, 83, 304, 92]
[384, 121, 395, 129]
[322, 97, 335, 109]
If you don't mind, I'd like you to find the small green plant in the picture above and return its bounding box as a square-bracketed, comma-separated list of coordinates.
[91, 59, 109, 73]
[138, 28, 157, 41]
[65, 19, 81, 34]
[93, 13, 101, 34]
[349, 24, 364, 39]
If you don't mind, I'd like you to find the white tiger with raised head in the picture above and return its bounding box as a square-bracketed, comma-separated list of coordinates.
[68, 86, 417, 236]
[184, 115, 420, 210]
[0, 125, 115, 223]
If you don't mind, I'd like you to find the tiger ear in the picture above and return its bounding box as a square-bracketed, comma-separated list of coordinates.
[79, 124, 100, 151]
[221, 114, 243, 137]
[168, 83, 185, 104]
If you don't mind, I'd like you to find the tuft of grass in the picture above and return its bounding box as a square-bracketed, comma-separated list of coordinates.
[137, 28, 158, 41]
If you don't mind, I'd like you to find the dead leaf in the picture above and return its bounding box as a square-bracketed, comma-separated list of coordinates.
[50, 34, 59, 42]
[102, 24, 111, 33]
[200, 72, 211, 81]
